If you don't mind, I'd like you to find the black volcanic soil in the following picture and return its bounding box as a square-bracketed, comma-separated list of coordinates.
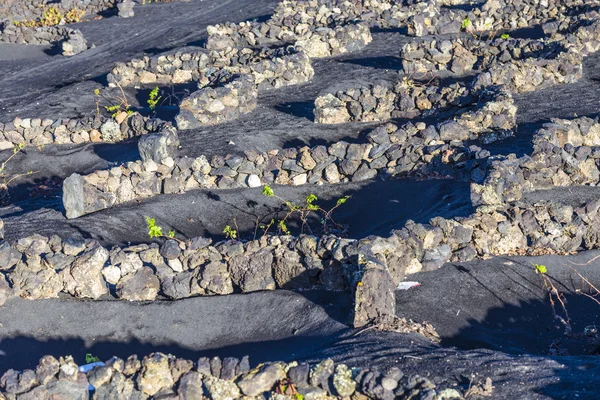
[1, 1, 600, 399]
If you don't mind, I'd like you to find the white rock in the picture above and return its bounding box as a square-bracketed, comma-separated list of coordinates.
[247, 174, 261, 188]
[168, 258, 184, 273]
[292, 173, 307, 186]
[102, 265, 122, 285]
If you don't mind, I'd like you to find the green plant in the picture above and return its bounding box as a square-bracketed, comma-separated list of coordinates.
[85, 353, 100, 364]
[13, 6, 84, 27]
[146, 217, 163, 238]
[145, 216, 184, 243]
[461, 17, 472, 30]
[533, 262, 571, 333]
[94, 82, 133, 119]
[223, 225, 238, 239]
[253, 185, 350, 238]
[535, 264, 547, 274]
[147, 86, 162, 111]
[500, 33, 510, 40]
[0, 143, 37, 203]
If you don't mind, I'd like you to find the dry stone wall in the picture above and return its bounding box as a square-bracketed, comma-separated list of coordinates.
[0, 113, 170, 149]
[204, 0, 430, 51]
[0, 23, 87, 55]
[0, 229, 398, 327]
[62, 90, 513, 219]
[472, 116, 600, 206]
[313, 79, 516, 126]
[107, 46, 315, 90]
[174, 73, 259, 129]
[0, 353, 460, 399]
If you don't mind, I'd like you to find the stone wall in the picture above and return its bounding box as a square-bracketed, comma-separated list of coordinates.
[0, 353, 459, 399]
[313, 79, 516, 126]
[401, 18, 600, 92]
[0, 113, 170, 149]
[472, 116, 600, 206]
[399, 35, 568, 75]
[469, 0, 595, 32]
[0, 229, 397, 327]
[0, 23, 87, 56]
[204, 0, 430, 50]
[175, 73, 259, 129]
[107, 46, 315, 90]
[62, 90, 514, 219]
[207, 19, 373, 59]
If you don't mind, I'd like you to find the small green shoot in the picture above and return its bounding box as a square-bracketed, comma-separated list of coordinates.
[85, 353, 100, 364]
[254, 185, 350, 238]
[500, 33, 510, 40]
[262, 185, 274, 197]
[294, 394, 304, 400]
[461, 17, 472, 30]
[148, 86, 162, 111]
[535, 264, 547, 274]
[146, 217, 163, 238]
[223, 225, 238, 239]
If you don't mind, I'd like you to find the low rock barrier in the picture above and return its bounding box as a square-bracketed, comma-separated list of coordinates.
[0, 353, 460, 399]
[399, 35, 569, 75]
[0, 23, 87, 55]
[207, 19, 373, 58]
[107, 45, 315, 90]
[0, 229, 398, 327]
[313, 79, 516, 125]
[175, 73, 259, 129]
[62, 89, 514, 218]
[0, 113, 170, 149]
[468, 0, 595, 32]
[473, 116, 600, 206]
[204, 0, 423, 50]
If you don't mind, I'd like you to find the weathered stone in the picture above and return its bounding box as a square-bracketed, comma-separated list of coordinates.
[61, 246, 109, 299]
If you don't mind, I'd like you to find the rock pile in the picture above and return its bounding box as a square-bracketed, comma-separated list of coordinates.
[0, 113, 170, 149]
[107, 45, 315, 90]
[62, 90, 514, 218]
[468, 0, 597, 32]
[0, 353, 460, 399]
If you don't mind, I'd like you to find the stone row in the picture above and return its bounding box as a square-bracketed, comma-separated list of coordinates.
[0, 23, 87, 55]
[174, 73, 259, 129]
[205, 0, 434, 50]
[473, 116, 600, 206]
[313, 78, 516, 124]
[468, 0, 598, 33]
[409, 0, 598, 37]
[62, 89, 514, 219]
[207, 19, 373, 58]
[107, 45, 315, 89]
[399, 35, 569, 75]
[0, 112, 170, 150]
[0, 225, 401, 327]
[0, 353, 459, 399]
[13, 169, 600, 320]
